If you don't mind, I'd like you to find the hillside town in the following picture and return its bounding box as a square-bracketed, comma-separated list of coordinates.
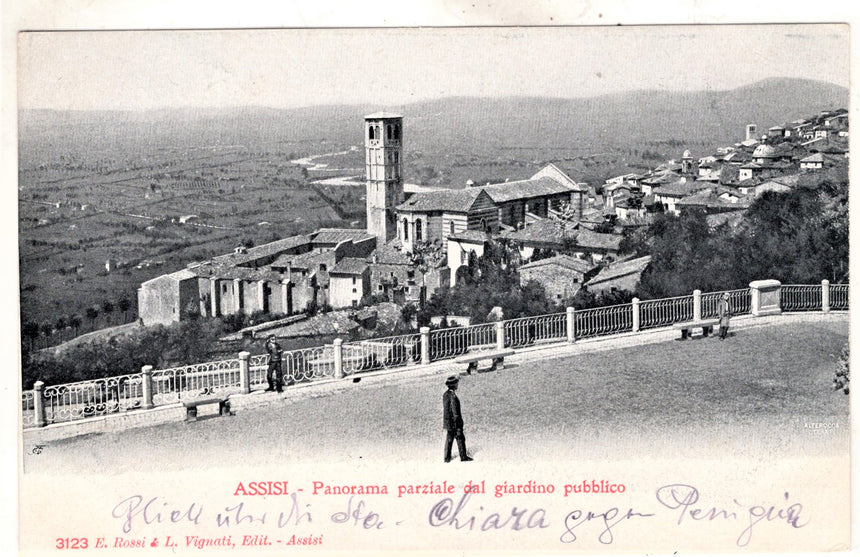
[137, 108, 849, 338]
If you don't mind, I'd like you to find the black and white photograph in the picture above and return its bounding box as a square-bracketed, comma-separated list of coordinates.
[6, 4, 853, 555]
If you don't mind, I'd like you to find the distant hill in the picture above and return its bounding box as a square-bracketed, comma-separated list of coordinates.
[19, 77, 848, 165]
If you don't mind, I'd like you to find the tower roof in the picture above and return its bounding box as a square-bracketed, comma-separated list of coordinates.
[365, 111, 403, 120]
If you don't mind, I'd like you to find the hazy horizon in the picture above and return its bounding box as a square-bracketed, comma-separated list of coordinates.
[18, 25, 849, 112]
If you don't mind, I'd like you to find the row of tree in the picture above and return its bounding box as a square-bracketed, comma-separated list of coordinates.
[21, 297, 134, 350]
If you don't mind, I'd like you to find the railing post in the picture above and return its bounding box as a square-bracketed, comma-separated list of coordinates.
[495, 321, 505, 350]
[631, 298, 640, 332]
[420, 327, 431, 365]
[750, 279, 782, 316]
[333, 338, 344, 379]
[238, 351, 251, 393]
[141, 365, 154, 410]
[33, 381, 46, 428]
[566, 307, 575, 343]
[822, 279, 830, 313]
[693, 289, 702, 322]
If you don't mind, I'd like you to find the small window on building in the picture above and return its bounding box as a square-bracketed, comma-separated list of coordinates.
[222, 284, 228, 294]
[368, 126, 375, 140]
[352, 288, 357, 293]
[387, 125, 392, 140]
[319, 264, 327, 271]
[481, 218, 488, 232]
[352, 300, 358, 307]
[394, 124, 400, 140]
[352, 277, 356, 285]
[449, 221, 455, 235]
[403, 218, 409, 240]
[393, 152, 399, 164]
[378, 284, 384, 291]
[415, 220, 423, 241]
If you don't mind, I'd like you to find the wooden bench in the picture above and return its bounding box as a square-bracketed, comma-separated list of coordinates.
[182, 396, 233, 422]
[454, 349, 515, 374]
[672, 319, 719, 340]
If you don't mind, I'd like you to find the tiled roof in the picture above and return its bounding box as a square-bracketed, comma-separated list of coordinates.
[448, 230, 492, 243]
[520, 254, 596, 275]
[365, 111, 403, 119]
[801, 153, 825, 163]
[586, 256, 651, 286]
[141, 268, 197, 285]
[481, 176, 575, 203]
[676, 188, 751, 209]
[371, 241, 413, 265]
[653, 179, 708, 198]
[192, 262, 283, 282]
[212, 234, 311, 266]
[331, 257, 369, 275]
[396, 188, 484, 212]
[502, 218, 621, 251]
[310, 228, 375, 245]
[283, 250, 331, 270]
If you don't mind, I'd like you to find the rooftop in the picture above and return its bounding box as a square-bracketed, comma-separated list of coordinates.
[365, 111, 403, 119]
[520, 254, 596, 275]
[310, 228, 375, 245]
[331, 257, 370, 275]
[586, 255, 652, 286]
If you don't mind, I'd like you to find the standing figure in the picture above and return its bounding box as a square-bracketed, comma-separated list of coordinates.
[265, 335, 284, 392]
[443, 376, 473, 462]
[717, 292, 731, 340]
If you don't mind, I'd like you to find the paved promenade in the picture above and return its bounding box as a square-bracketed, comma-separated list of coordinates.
[22, 312, 848, 474]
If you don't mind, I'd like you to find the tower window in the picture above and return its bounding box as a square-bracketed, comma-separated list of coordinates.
[403, 218, 409, 240]
[387, 125, 393, 140]
[415, 220, 423, 242]
[394, 124, 400, 140]
[368, 126, 375, 140]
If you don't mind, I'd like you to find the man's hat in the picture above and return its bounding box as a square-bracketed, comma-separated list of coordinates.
[445, 376, 459, 387]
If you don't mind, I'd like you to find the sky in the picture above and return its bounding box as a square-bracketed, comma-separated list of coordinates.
[17, 25, 848, 111]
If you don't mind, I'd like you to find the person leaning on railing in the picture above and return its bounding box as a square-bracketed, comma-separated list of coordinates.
[717, 292, 731, 340]
[265, 335, 291, 392]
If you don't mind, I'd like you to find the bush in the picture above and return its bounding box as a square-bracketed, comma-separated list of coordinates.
[833, 343, 849, 394]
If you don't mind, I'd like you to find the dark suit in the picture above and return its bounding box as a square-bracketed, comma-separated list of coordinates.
[443, 389, 468, 461]
[266, 340, 284, 392]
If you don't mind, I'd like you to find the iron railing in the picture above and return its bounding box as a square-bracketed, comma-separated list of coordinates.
[41, 373, 144, 424]
[781, 284, 823, 312]
[504, 313, 566, 348]
[23, 283, 848, 428]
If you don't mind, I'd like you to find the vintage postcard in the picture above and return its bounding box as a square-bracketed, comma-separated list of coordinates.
[10, 10, 854, 557]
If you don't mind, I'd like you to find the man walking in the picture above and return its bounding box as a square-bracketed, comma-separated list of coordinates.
[717, 292, 731, 340]
[443, 376, 473, 462]
[265, 335, 284, 392]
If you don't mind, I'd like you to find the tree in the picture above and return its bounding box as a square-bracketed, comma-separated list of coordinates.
[68, 314, 82, 337]
[85, 307, 99, 330]
[101, 300, 115, 324]
[118, 297, 131, 322]
[22, 321, 39, 350]
[40, 322, 53, 342]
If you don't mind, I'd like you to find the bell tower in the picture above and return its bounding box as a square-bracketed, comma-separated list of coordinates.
[365, 112, 404, 247]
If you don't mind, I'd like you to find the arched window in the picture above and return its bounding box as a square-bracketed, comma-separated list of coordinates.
[368, 126, 375, 140]
[375, 125, 381, 139]
[387, 125, 393, 140]
[415, 220, 423, 242]
[481, 218, 488, 232]
[403, 218, 409, 240]
[394, 124, 400, 140]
